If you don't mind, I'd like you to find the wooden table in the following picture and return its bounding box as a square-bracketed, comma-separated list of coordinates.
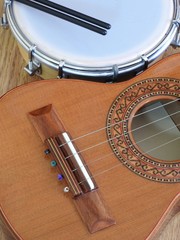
[0, 1, 180, 239]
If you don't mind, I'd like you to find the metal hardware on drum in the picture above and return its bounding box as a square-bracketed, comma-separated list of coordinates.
[24, 45, 41, 76]
[0, 0, 10, 28]
[172, 19, 180, 47]
[141, 55, 149, 70]
[112, 65, 119, 81]
[175, 33, 180, 47]
[0, 12, 8, 28]
[58, 60, 65, 79]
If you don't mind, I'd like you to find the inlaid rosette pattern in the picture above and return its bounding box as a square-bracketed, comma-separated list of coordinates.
[107, 78, 180, 183]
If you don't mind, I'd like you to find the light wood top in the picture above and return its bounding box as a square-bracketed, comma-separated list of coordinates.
[0, 0, 179, 239]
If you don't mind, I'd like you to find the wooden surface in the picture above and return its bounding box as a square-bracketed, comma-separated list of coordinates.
[0, 1, 180, 239]
[0, 54, 180, 240]
[29, 105, 116, 232]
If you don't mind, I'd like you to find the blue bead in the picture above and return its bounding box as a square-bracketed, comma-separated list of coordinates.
[51, 160, 57, 167]
[58, 174, 64, 181]
[44, 149, 50, 155]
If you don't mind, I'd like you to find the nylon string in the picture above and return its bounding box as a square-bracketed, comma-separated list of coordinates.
[65, 109, 180, 160]
[72, 123, 180, 174]
[59, 98, 179, 148]
[56, 98, 179, 186]
[78, 135, 180, 186]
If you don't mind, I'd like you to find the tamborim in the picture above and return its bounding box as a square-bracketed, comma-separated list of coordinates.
[1, 0, 180, 82]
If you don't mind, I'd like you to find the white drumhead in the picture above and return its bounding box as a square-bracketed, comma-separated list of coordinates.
[13, 0, 174, 67]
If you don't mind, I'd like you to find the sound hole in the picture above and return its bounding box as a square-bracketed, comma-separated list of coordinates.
[132, 99, 180, 161]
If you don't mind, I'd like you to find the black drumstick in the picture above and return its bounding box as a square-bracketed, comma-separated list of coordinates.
[36, 0, 111, 30]
[15, 0, 107, 35]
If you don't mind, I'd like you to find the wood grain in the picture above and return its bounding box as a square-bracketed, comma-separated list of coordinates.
[0, 0, 180, 239]
[0, 57, 180, 240]
[29, 105, 116, 233]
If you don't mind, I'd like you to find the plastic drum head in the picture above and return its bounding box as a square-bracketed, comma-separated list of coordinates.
[10, 0, 177, 79]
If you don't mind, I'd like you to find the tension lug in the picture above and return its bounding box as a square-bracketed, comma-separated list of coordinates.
[57, 60, 65, 79]
[0, 0, 11, 28]
[171, 20, 180, 47]
[24, 61, 41, 76]
[24, 45, 41, 76]
[1, 13, 8, 28]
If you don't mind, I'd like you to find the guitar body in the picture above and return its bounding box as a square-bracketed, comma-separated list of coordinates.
[0, 54, 180, 240]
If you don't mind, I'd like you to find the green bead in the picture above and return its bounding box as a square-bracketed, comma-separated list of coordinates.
[51, 160, 57, 167]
